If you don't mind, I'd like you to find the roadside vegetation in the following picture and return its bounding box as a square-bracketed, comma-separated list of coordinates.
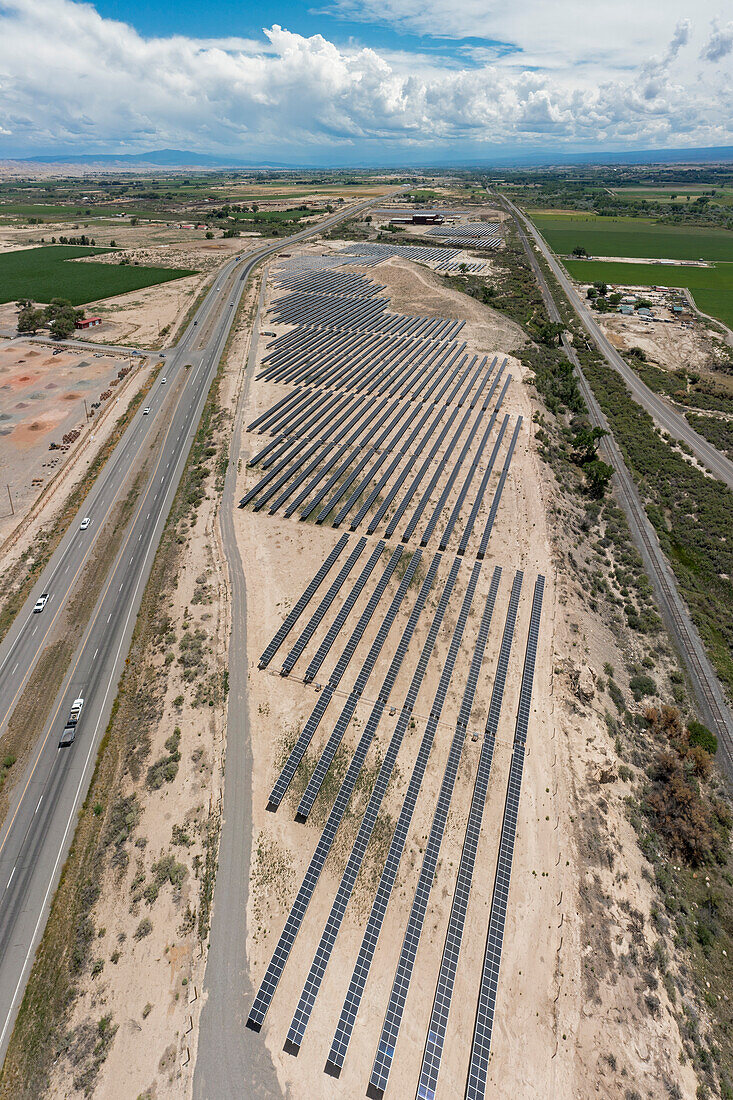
[445, 202, 733, 1096]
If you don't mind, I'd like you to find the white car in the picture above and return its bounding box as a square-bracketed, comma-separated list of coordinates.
[161, 377, 167, 384]
[143, 407, 151, 415]
[33, 593, 49, 613]
[80, 517, 91, 530]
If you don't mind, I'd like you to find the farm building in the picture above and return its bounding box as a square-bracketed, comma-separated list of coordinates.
[76, 316, 102, 329]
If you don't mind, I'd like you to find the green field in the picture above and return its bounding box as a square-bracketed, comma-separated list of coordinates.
[564, 258, 733, 329]
[0, 246, 195, 306]
[611, 187, 733, 206]
[0, 203, 169, 221]
[534, 214, 733, 262]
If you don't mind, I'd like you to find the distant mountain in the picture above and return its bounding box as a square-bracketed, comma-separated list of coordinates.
[12, 144, 733, 170]
[18, 149, 291, 168]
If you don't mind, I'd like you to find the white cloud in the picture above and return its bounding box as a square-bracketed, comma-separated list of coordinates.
[0, 0, 730, 159]
[701, 21, 733, 61]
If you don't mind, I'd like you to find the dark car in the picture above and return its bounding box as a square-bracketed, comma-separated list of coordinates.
[59, 725, 76, 748]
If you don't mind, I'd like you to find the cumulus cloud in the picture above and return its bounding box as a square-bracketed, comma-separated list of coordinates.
[701, 21, 733, 61]
[0, 0, 730, 158]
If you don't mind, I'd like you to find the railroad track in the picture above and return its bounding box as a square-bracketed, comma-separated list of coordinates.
[498, 194, 733, 777]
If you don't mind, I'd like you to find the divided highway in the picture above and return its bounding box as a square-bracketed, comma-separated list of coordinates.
[502, 195, 733, 491]
[0, 193, 387, 1065]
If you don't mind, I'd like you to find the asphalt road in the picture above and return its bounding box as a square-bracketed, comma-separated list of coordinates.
[503, 195, 733, 491]
[0, 193, 387, 1067]
[500, 194, 733, 773]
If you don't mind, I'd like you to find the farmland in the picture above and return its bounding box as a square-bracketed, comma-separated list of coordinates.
[0, 246, 195, 306]
[563, 257, 733, 329]
[610, 187, 733, 206]
[534, 213, 733, 261]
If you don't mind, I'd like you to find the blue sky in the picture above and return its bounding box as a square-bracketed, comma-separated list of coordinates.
[0, 0, 731, 163]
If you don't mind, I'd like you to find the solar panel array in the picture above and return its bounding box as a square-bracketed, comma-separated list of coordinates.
[416, 570, 523, 1100]
[239, 254, 523, 552]
[285, 553, 456, 1048]
[325, 558, 484, 1074]
[244, 247, 542, 1091]
[248, 552, 441, 1031]
[465, 575, 545, 1100]
[369, 566, 502, 1095]
[428, 222, 503, 249]
[267, 542, 396, 811]
[257, 534, 349, 669]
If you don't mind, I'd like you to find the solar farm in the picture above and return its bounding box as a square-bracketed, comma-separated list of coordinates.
[234, 245, 555, 1098]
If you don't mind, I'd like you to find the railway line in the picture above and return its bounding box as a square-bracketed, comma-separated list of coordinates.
[501, 194, 733, 772]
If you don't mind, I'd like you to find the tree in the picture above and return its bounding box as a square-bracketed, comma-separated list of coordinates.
[44, 298, 82, 340]
[205, 230, 214, 239]
[593, 281, 608, 296]
[584, 458, 614, 497]
[49, 313, 76, 339]
[572, 425, 607, 464]
[17, 306, 44, 334]
[572, 245, 587, 257]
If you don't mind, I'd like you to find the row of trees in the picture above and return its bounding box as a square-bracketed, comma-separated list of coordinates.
[17, 298, 83, 339]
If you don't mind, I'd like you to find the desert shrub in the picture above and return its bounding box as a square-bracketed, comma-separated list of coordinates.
[630, 673, 656, 700]
[688, 721, 718, 755]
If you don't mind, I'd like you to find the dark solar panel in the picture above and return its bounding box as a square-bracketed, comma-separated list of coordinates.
[369, 566, 502, 1095]
[416, 571, 523, 1100]
[325, 561, 483, 1075]
[257, 535, 349, 669]
[464, 576, 545, 1100]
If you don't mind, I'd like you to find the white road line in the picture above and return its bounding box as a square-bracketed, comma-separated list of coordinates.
[93, 649, 98, 661]
[6, 868, 15, 890]
[107, 614, 112, 623]
[11, 663, 18, 675]
[35, 796, 43, 814]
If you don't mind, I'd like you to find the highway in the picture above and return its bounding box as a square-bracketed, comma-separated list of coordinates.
[502, 195, 733, 491]
[0, 192, 386, 1067]
[499, 194, 733, 773]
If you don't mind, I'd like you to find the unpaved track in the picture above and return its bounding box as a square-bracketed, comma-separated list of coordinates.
[193, 273, 282, 1100]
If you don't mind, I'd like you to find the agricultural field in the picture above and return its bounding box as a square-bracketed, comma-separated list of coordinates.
[0, 245, 195, 306]
[0, 203, 165, 222]
[610, 186, 733, 206]
[563, 257, 733, 329]
[534, 213, 733, 261]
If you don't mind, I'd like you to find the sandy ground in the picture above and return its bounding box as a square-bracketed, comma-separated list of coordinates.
[229, 251, 696, 1097]
[0, 340, 153, 548]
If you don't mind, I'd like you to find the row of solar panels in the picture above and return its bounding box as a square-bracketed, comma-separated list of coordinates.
[428, 221, 501, 237]
[242, 379, 518, 551]
[269, 289, 466, 342]
[249, 551, 545, 1100]
[258, 329, 470, 400]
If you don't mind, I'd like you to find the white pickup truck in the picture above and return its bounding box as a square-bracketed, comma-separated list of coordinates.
[59, 697, 84, 748]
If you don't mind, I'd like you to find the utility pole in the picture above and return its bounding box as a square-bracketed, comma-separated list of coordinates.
[7, 484, 13, 515]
